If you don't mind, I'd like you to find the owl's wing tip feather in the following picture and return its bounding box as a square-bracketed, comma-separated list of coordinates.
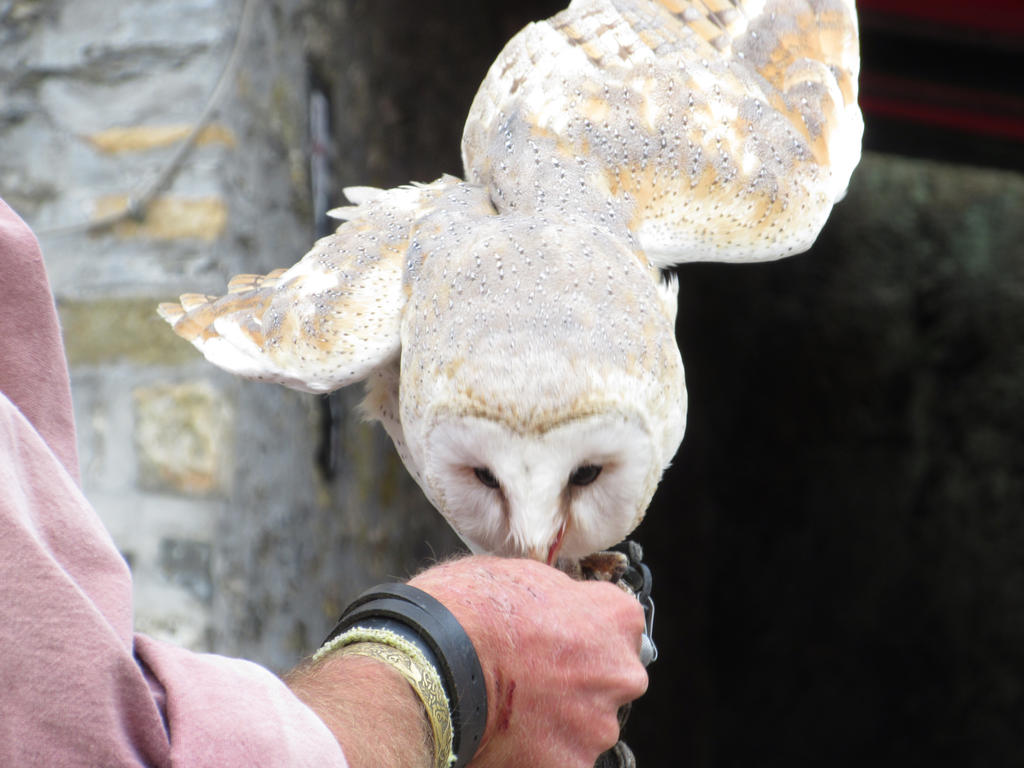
[178, 293, 217, 312]
[329, 184, 394, 220]
[342, 185, 386, 206]
[156, 301, 185, 324]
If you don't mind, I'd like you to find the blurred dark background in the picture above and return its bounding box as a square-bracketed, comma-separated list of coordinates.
[316, 2, 1024, 765]
[654, 2, 1024, 765]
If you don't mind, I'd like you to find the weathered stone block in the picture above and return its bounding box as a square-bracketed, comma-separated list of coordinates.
[86, 123, 236, 154]
[133, 380, 232, 495]
[59, 297, 199, 367]
[93, 195, 228, 241]
[159, 537, 213, 604]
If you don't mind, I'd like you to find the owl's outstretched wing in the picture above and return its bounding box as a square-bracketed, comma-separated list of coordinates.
[158, 176, 464, 393]
[462, 0, 862, 266]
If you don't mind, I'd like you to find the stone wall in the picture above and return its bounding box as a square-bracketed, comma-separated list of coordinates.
[1, 0, 460, 672]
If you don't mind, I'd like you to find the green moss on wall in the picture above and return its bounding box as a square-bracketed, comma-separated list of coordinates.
[59, 297, 200, 367]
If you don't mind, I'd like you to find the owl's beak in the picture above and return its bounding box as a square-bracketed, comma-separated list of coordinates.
[544, 522, 567, 566]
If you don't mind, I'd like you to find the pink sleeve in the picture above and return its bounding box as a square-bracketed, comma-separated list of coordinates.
[0, 199, 79, 481]
[134, 634, 350, 767]
[0, 399, 348, 766]
[0, 199, 348, 767]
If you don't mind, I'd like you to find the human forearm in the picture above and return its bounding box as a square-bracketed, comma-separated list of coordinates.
[286, 651, 432, 768]
[288, 556, 648, 768]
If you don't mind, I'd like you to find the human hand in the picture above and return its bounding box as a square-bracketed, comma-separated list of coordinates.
[410, 556, 648, 768]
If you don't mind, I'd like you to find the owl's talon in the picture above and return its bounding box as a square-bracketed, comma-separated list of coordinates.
[595, 740, 636, 768]
[578, 550, 631, 583]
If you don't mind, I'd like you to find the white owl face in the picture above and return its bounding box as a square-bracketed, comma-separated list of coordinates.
[422, 412, 658, 563]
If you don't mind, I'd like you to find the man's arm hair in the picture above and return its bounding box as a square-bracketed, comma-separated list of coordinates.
[286, 651, 433, 768]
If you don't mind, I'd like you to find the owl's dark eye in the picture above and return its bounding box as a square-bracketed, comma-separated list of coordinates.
[569, 464, 602, 486]
[473, 467, 500, 489]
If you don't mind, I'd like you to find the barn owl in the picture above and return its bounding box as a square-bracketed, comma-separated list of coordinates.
[159, 0, 862, 565]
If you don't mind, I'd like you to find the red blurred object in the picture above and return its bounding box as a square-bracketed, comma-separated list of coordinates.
[856, 0, 1024, 148]
[858, 0, 1024, 40]
[860, 74, 1024, 144]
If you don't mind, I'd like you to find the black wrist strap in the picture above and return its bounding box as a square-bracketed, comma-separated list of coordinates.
[323, 583, 488, 768]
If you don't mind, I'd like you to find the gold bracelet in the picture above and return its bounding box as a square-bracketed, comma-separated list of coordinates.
[315, 627, 455, 768]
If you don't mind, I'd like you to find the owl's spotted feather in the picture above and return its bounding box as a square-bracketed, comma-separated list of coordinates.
[464, 0, 861, 266]
[159, 0, 861, 561]
[158, 177, 464, 392]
